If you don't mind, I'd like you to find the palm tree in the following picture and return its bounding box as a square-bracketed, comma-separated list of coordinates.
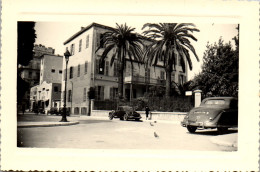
[142, 23, 200, 97]
[96, 23, 144, 99]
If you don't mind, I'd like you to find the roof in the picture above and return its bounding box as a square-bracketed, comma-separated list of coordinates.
[63, 22, 153, 45]
[63, 22, 115, 45]
[40, 54, 63, 59]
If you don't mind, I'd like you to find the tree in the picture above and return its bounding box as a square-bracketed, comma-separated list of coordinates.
[192, 37, 238, 97]
[142, 23, 200, 97]
[172, 80, 195, 96]
[96, 23, 144, 99]
[18, 22, 36, 66]
[17, 22, 36, 103]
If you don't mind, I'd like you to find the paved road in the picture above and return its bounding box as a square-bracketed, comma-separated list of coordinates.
[17, 115, 237, 151]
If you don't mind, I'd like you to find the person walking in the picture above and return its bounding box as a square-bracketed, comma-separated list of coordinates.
[145, 106, 150, 120]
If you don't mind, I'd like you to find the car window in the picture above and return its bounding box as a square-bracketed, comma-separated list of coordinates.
[204, 99, 225, 105]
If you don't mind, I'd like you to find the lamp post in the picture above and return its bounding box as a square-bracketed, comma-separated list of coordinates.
[60, 50, 71, 122]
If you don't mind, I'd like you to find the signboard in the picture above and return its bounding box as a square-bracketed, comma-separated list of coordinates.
[185, 91, 192, 96]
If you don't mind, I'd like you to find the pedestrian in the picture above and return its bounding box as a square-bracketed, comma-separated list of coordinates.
[145, 106, 150, 120]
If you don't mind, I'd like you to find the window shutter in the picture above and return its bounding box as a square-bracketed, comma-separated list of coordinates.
[96, 33, 100, 47]
[86, 35, 89, 48]
[85, 61, 88, 74]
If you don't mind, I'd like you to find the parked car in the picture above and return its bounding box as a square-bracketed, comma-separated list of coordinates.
[181, 97, 238, 134]
[48, 107, 61, 115]
[108, 105, 142, 121]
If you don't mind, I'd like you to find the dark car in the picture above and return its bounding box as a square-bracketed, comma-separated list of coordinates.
[181, 97, 238, 133]
[109, 105, 142, 121]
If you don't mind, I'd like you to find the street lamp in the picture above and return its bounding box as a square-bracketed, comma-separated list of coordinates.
[60, 50, 71, 122]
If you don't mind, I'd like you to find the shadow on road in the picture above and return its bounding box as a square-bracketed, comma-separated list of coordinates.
[188, 129, 238, 136]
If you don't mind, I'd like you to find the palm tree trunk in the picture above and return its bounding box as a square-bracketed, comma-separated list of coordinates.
[118, 67, 124, 99]
[165, 70, 172, 97]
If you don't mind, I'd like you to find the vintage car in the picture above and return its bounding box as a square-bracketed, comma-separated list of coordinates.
[181, 97, 238, 133]
[108, 105, 142, 121]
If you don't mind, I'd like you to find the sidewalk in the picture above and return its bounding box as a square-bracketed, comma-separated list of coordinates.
[210, 133, 238, 148]
[17, 121, 79, 128]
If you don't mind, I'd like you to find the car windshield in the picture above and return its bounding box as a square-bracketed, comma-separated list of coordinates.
[204, 99, 226, 105]
[123, 106, 134, 111]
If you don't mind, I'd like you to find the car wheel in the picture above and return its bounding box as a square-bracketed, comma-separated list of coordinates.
[217, 127, 228, 134]
[123, 114, 128, 121]
[187, 125, 197, 133]
[109, 113, 113, 120]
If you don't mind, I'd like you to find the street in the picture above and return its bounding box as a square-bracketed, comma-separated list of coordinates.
[17, 114, 237, 151]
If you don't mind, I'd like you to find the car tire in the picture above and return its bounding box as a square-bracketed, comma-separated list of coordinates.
[217, 127, 228, 134]
[187, 125, 197, 133]
[109, 113, 113, 120]
[123, 114, 128, 121]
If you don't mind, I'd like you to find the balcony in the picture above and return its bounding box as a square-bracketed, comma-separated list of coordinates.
[124, 75, 165, 86]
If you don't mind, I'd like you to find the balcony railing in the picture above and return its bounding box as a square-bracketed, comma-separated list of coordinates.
[124, 75, 165, 86]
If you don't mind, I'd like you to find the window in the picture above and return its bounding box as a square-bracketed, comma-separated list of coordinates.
[105, 61, 109, 76]
[51, 69, 55, 73]
[79, 39, 82, 52]
[86, 35, 89, 48]
[81, 107, 87, 115]
[42, 88, 45, 91]
[69, 66, 73, 79]
[74, 107, 79, 115]
[95, 86, 104, 100]
[114, 61, 118, 77]
[160, 71, 165, 80]
[96, 59, 104, 74]
[83, 88, 87, 102]
[59, 70, 62, 74]
[77, 64, 80, 77]
[54, 86, 58, 92]
[110, 87, 118, 100]
[178, 75, 186, 85]
[97, 33, 105, 48]
[70, 44, 75, 55]
[84, 62, 88, 74]
[68, 90, 72, 102]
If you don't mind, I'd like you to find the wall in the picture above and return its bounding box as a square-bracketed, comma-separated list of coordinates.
[41, 54, 63, 84]
[90, 110, 187, 122]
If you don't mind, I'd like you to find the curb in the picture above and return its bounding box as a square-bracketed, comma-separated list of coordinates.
[17, 121, 80, 128]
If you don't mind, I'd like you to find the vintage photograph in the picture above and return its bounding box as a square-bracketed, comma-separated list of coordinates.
[1, 0, 259, 171]
[17, 21, 239, 151]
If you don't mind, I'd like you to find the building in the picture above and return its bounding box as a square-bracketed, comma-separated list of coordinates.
[18, 44, 55, 110]
[30, 54, 63, 113]
[62, 23, 188, 115]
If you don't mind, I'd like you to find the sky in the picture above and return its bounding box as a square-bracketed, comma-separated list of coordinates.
[35, 22, 238, 80]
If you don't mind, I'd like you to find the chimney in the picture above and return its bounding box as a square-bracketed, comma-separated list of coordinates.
[81, 27, 85, 30]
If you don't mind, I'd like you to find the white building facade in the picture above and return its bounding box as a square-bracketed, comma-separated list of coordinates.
[30, 54, 63, 113]
[62, 23, 188, 115]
